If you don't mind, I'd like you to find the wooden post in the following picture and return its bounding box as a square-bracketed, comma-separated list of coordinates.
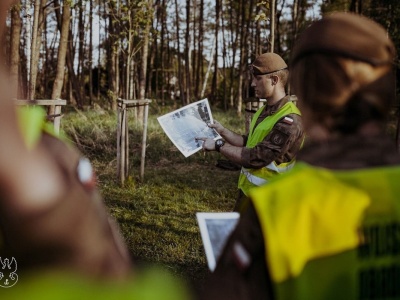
[117, 100, 122, 180]
[116, 98, 152, 185]
[124, 106, 129, 178]
[53, 105, 62, 135]
[120, 102, 126, 184]
[140, 101, 150, 181]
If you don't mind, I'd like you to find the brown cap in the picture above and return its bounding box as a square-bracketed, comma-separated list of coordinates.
[250, 53, 288, 75]
[291, 12, 396, 67]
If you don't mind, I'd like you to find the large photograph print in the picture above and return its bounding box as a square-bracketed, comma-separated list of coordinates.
[157, 98, 221, 157]
[196, 212, 240, 271]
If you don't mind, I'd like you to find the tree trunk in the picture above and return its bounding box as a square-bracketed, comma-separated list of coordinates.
[54, 0, 83, 108]
[184, 0, 191, 103]
[221, 3, 227, 110]
[78, 1, 85, 104]
[211, 0, 220, 105]
[174, 0, 185, 105]
[107, 1, 118, 110]
[28, 0, 40, 100]
[160, 0, 166, 105]
[50, 0, 71, 114]
[229, 0, 239, 109]
[89, 0, 93, 106]
[270, 0, 276, 52]
[10, 3, 21, 98]
[195, 0, 204, 99]
[138, 0, 153, 124]
[25, 0, 32, 99]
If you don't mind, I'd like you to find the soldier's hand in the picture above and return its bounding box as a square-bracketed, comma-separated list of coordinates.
[195, 137, 216, 151]
[208, 120, 225, 134]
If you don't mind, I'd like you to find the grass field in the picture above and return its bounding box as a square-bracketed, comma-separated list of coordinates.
[59, 100, 400, 297]
[62, 102, 246, 293]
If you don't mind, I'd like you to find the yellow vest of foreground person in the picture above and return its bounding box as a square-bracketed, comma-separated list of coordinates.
[0, 267, 190, 300]
[238, 101, 301, 196]
[250, 162, 400, 300]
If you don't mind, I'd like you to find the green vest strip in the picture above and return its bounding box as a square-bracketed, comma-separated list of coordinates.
[238, 101, 301, 196]
[250, 162, 400, 300]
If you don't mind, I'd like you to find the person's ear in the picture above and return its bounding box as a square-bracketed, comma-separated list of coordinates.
[271, 75, 278, 86]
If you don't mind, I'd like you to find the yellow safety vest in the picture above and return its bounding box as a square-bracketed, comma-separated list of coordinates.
[238, 101, 301, 196]
[250, 162, 400, 300]
[0, 266, 190, 300]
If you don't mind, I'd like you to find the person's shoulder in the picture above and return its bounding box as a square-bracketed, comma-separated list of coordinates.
[249, 162, 337, 202]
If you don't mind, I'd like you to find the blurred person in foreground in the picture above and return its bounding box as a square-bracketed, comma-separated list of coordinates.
[0, 1, 189, 299]
[200, 12, 400, 300]
[197, 53, 304, 212]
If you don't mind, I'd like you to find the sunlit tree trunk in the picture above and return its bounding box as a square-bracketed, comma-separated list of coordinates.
[107, 1, 118, 110]
[50, 0, 71, 114]
[126, 0, 132, 100]
[138, 0, 153, 124]
[229, 0, 239, 109]
[211, 0, 220, 105]
[270, 0, 276, 52]
[28, 0, 40, 100]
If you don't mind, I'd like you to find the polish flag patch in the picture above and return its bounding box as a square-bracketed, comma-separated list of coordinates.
[283, 116, 294, 125]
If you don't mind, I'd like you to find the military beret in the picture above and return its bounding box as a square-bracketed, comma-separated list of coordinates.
[250, 52, 288, 75]
[291, 12, 396, 66]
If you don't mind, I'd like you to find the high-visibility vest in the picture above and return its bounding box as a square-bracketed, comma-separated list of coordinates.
[250, 162, 400, 300]
[0, 267, 190, 300]
[238, 101, 301, 196]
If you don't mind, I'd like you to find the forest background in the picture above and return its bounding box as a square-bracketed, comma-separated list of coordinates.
[3, 0, 400, 295]
[5, 0, 400, 115]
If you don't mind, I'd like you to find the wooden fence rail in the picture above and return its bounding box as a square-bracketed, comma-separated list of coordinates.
[14, 99, 67, 135]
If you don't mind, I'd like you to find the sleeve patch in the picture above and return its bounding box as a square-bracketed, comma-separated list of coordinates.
[270, 132, 288, 145]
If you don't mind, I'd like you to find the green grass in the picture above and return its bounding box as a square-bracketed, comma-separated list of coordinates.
[62, 103, 245, 292]
[59, 102, 400, 294]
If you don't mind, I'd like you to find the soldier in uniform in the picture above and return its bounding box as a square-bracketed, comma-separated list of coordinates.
[200, 13, 400, 300]
[197, 53, 304, 212]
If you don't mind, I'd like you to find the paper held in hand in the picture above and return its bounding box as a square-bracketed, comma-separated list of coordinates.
[196, 212, 240, 271]
[157, 98, 221, 157]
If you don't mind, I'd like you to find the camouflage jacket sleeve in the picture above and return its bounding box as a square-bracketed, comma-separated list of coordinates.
[241, 113, 304, 169]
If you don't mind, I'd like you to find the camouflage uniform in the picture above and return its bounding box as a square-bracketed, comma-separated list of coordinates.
[200, 135, 400, 300]
[235, 95, 304, 211]
[241, 95, 303, 169]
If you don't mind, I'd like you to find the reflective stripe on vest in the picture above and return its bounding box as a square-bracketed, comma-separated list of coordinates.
[250, 162, 400, 300]
[238, 101, 301, 196]
[241, 160, 296, 186]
